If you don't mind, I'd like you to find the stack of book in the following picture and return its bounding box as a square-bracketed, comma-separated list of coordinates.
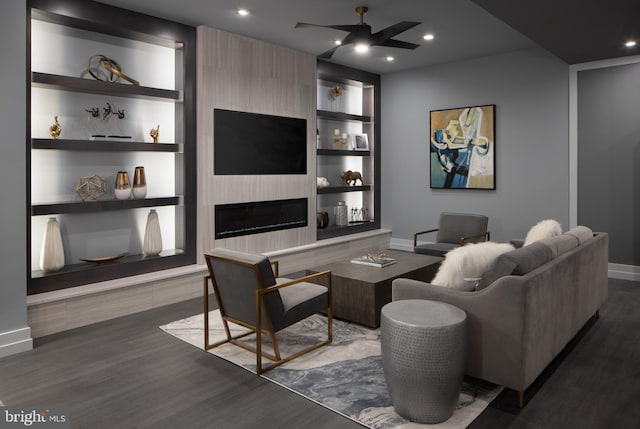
[350, 255, 396, 268]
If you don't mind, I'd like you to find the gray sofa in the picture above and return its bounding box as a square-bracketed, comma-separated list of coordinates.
[392, 230, 609, 407]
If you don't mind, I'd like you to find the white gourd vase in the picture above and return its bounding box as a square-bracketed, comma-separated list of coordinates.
[40, 217, 65, 272]
[143, 209, 162, 256]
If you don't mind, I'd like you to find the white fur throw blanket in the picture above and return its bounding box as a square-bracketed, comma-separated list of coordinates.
[432, 241, 515, 291]
[524, 219, 562, 246]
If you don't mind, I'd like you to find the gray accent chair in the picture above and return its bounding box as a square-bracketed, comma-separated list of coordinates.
[203, 248, 332, 374]
[413, 212, 490, 257]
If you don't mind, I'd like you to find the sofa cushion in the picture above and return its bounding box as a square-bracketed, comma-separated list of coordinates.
[524, 219, 562, 246]
[431, 242, 515, 291]
[565, 226, 593, 244]
[497, 241, 554, 275]
[476, 256, 518, 290]
[539, 234, 579, 258]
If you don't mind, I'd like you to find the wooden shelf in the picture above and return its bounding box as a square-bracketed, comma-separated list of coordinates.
[317, 149, 370, 156]
[317, 185, 371, 194]
[32, 196, 180, 215]
[32, 72, 181, 101]
[29, 249, 189, 294]
[317, 109, 371, 123]
[32, 138, 181, 152]
[317, 221, 377, 240]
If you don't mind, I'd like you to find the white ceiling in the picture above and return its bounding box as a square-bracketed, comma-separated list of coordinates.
[95, 0, 536, 74]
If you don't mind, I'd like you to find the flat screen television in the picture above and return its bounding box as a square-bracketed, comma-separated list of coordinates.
[214, 109, 307, 175]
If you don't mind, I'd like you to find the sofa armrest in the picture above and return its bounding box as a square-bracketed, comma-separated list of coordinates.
[392, 277, 528, 390]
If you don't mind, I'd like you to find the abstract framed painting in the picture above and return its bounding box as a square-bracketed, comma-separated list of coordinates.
[429, 104, 496, 190]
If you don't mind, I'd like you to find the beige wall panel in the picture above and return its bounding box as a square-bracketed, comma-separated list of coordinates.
[152, 274, 202, 306]
[267, 230, 392, 275]
[27, 301, 67, 338]
[197, 26, 317, 263]
[28, 272, 204, 337]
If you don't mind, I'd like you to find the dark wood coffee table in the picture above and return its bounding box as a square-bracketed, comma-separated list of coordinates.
[306, 250, 442, 328]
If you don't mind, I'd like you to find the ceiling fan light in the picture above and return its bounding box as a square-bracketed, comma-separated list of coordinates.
[423, 33, 435, 41]
[237, 8, 249, 16]
[355, 43, 370, 53]
[334, 40, 342, 46]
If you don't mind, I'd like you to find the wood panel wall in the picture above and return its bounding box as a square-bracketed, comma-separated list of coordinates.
[196, 26, 317, 261]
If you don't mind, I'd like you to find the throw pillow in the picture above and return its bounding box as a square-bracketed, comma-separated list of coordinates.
[523, 219, 562, 246]
[539, 234, 579, 258]
[476, 256, 518, 290]
[498, 241, 554, 275]
[565, 226, 593, 244]
[431, 242, 515, 291]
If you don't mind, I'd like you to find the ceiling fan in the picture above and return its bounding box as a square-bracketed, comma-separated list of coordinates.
[295, 6, 421, 59]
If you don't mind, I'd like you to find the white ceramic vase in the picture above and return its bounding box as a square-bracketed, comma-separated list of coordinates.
[40, 217, 65, 272]
[132, 185, 147, 199]
[143, 209, 162, 256]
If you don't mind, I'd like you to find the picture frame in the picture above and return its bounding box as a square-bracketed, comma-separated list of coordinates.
[353, 133, 369, 151]
[429, 104, 495, 190]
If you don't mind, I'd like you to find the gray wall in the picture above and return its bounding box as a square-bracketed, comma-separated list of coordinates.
[380, 47, 570, 244]
[578, 61, 640, 265]
[0, 0, 32, 356]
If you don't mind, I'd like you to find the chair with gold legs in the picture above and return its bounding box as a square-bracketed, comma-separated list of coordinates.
[203, 248, 332, 374]
[414, 212, 490, 257]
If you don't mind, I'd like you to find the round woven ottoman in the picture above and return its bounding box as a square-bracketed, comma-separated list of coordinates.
[380, 299, 467, 424]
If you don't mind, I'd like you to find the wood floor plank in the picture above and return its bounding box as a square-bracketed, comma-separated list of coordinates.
[0, 279, 638, 428]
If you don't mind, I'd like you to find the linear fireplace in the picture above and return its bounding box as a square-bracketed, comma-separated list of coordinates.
[215, 198, 308, 239]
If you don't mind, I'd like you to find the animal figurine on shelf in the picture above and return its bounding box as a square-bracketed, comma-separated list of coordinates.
[149, 125, 159, 143]
[49, 116, 62, 139]
[341, 170, 363, 186]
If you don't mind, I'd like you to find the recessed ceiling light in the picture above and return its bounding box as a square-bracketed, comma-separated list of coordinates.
[237, 8, 249, 16]
[334, 40, 342, 46]
[423, 33, 435, 41]
[354, 43, 369, 53]
[625, 40, 637, 47]
[386, 56, 394, 62]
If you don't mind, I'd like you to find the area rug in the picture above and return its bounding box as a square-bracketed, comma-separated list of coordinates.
[160, 311, 502, 429]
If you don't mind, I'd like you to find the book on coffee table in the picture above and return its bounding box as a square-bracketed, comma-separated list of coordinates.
[350, 256, 396, 268]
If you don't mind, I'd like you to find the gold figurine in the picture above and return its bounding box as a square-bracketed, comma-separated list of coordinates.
[150, 125, 159, 143]
[49, 116, 62, 140]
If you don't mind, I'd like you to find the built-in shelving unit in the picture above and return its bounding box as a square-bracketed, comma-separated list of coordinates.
[32, 72, 181, 100]
[315, 60, 381, 240]
[28, 0, 196, 294]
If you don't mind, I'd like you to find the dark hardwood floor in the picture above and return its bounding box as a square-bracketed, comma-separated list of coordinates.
[0, 278, 638, 428]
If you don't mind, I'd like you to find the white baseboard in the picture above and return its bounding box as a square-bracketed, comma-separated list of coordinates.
[389, 237, 419, 252]
[608, 263, 640, 282]
[0, 326, 33, 358]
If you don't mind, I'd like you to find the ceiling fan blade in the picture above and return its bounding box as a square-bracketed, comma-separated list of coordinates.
[295, 22, 367, 33]
[375, 38, 420, 50]
[318, 46, 340, 59]
[318, 32, 356, 58]
[371, 21, 420, 43]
